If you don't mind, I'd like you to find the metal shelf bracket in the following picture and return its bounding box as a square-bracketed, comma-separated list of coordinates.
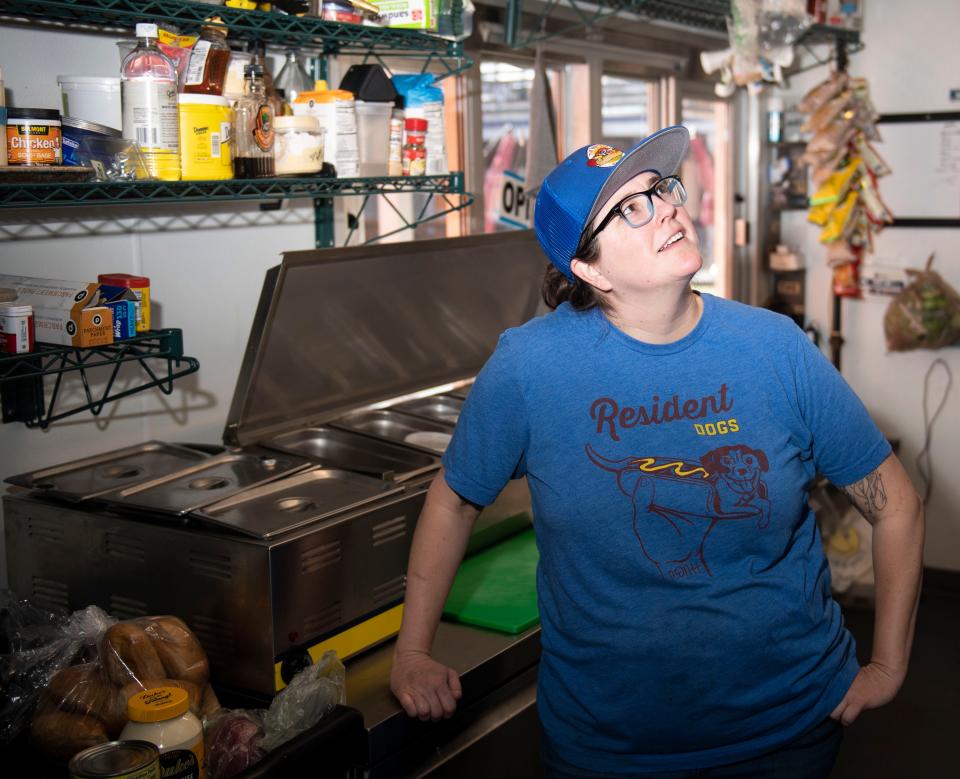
[0, 329, 200, 428]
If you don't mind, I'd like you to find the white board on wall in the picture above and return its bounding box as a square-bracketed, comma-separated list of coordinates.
[877, 116, 960, 220]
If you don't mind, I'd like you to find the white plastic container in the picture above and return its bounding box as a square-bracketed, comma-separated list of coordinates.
[274, 115, 325, 175]
[0, 302, 35, 354]
[57, 76, 122, 130]
[355, 100, 392, 177]
[120, 687, 205, 779]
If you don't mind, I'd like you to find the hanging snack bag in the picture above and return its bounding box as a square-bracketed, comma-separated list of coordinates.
[818, 189, 858, 244]
[884, 254, 960, 351]
[798, 71, 848, 114]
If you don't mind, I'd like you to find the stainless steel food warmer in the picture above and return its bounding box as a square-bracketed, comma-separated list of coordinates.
[4, 231, 546, 696]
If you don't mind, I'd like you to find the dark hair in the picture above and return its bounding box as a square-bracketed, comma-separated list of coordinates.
[540, 230, 608, 311]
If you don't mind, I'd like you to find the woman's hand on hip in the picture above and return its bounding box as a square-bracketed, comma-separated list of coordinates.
[390, 648, 463, 721]
[830, 661, 905, 726]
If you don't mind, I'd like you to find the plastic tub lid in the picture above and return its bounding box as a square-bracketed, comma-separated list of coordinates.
[355, 100, 394, 112]
[62, 116, 122, 135]
[0, 303, 33, 315]
[57, 76, 121, 88]
[274, 115, 324, 132]
[99, 273, 150, 287]
[136, 23, 159, 38]
[177, 93, 231, 106]
[7, 108, 61, 121]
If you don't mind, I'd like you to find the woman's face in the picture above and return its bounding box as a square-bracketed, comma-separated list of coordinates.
[574, 171, 703, 295]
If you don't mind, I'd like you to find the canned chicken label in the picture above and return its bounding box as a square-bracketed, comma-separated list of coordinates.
[6, 121, 62, 165]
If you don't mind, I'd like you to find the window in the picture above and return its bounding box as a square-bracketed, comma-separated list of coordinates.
[600, 75, 655, 149]
[681, 96, 732, 298]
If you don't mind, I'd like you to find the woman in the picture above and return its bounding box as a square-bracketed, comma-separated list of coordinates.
[390, 126, 924, 778]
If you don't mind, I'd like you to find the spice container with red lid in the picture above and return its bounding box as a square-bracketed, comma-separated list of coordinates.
[98, 273, 150, 332]
[402, 117, 427, 177]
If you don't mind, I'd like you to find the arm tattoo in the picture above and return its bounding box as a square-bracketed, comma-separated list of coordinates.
[841, 470, 888, 520]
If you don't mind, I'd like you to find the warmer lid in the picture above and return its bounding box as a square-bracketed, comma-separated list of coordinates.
[224, 231, 546, 447]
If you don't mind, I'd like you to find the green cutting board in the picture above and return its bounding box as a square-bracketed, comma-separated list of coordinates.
[443, 528, 540, 634]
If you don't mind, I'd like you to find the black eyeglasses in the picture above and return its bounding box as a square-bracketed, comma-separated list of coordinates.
[585, 176, 687, 245]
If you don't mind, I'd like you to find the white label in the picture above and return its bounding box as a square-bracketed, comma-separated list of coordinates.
[210, 133, 220, 158]
[185, 40, 211, 86]
[122, 80, 179, 151]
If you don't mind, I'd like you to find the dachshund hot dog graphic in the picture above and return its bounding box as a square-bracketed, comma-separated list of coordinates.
[586, 444, 771, 578]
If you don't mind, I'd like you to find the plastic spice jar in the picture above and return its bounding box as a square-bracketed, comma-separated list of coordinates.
[402, 117, 427, 177]
[0, 302, 35, 354]
[98, 273, 150, 332]
[120, 687, 205, 779]
[274, 115, 325, 175]
[6, 107, 62, 166]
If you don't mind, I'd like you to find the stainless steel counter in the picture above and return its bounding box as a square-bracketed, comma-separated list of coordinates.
[345, 622, 542, 776]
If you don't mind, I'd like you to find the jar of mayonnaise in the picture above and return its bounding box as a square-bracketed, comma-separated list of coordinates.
[120, 687, 205, 779]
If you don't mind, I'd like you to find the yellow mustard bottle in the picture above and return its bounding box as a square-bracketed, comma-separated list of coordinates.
[120, 687, 206, 779]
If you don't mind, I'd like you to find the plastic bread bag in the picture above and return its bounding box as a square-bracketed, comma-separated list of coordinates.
[259, 649, 346, 752]
[884, 254, 960, 351]
[798, 71, 849, 114]
[205, 708, 267, 779]
[29, 614, 220, 764]
[0, 593, 114, 750]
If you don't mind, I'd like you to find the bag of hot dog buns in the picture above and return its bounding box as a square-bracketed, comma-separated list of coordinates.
[28, 614, 221, 764]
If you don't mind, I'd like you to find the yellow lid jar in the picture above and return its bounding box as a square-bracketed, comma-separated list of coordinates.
[120, 687, 206, 779]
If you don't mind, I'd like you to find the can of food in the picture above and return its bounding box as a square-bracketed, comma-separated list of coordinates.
[178, 94, 233, 180]
[0, 303, 35, 354]
[98, 273, 150, 332]
[6, 107, 62, 165]
[61, 116, 121, 166]
[69, 740, 160, 779]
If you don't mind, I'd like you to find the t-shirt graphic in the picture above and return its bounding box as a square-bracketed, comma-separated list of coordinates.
[585, 443, 771, 578]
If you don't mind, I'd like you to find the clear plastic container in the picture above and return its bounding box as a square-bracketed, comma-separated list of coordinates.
[355, 100, 392, 177]
[274, 115, 325, 175]
[121, 23, 180, 180]
[182, 23, 231, 95]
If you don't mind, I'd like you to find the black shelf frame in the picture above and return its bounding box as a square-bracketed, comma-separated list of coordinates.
[0, 0, 466, 56]
[0, 173, 466, 209]
[0, 329, 200, 428]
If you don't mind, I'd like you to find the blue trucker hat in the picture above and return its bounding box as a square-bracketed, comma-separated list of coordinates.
[533, 125, 690, 280]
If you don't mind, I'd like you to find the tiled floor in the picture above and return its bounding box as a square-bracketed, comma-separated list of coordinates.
[830, 570, 959, 778]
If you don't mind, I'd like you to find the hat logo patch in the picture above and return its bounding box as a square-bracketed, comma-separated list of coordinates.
[586, 144, 624, 168]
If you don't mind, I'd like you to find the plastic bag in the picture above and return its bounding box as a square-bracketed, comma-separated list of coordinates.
[206, 709, 266, 779]
[0, 592, 114, 749]
[28, 613, 220, 764]
[260, 650, 345, 751]
[884, 254, 960, 351]
[203, 650, 346, 777]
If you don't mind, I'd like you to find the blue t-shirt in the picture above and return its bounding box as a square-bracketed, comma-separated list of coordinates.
[441, 293, 890, 773]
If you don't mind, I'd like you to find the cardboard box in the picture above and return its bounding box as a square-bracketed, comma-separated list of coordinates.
[368, 0, 436, 30]
[97, 285, 139, 340]
[0, 275, 114, 347]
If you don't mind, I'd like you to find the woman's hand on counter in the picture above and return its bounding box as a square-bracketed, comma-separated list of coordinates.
[391, 647, 463, 721]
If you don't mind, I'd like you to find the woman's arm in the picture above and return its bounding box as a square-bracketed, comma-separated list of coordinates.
[830, 452, 925, 725]
[390, 469, 481, 721]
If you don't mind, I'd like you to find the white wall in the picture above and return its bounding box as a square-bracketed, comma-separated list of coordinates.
[779, 2, 960, 571]
[0, 26, 319, 587]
